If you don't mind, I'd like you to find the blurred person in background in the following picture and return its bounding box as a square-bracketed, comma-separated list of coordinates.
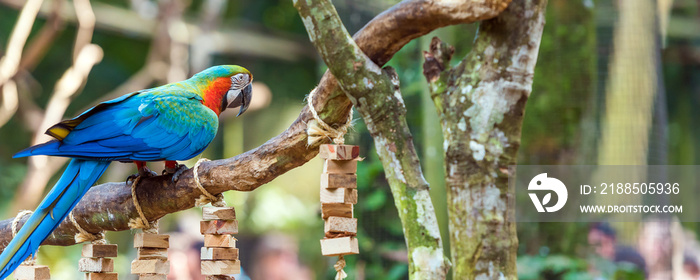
[588, 222, 647, 277]
[683, 255, 700, 280]
[251, 233, 313, 280]
[166, 227, 250, 280]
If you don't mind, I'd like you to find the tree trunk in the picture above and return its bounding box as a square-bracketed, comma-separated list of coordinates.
[424, 0, 548, 278]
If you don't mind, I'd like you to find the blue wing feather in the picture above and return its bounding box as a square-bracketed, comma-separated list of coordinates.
[14, 87, 218, 162]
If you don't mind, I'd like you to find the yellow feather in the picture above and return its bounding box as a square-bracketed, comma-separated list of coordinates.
[46, 127, 70, 141]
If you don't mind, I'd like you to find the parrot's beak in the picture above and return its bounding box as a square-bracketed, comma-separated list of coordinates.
[228, 83, 252, 116]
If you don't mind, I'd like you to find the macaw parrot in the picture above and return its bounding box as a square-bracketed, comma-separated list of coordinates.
[0, 65, 253, 278]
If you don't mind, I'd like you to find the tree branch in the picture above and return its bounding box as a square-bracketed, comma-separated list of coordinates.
[0, 0, 44, 128]
[0, 0, 316, 62]
[12, 0, 65, 134]
[18, 0, 65, 71]
[0, 0, 511, 251]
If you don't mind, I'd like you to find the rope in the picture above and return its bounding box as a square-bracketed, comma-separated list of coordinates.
[128, 176, 158, 233]
[69, 212, 105, 244]
[11, 210, 36, 265]
[21, 256, 36, 266]
[11, 210, 32, 238]
[193, 158, 225, 207]
[145, 220, 159, 234]
[333, 255, 348, 280]
[306, 88, 353, 145]
[306, 89, 353, 279]
[307, 89, 353, 280]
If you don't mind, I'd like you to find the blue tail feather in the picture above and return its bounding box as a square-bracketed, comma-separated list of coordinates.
[0, 159, 110, 279]
[13, 141, 61, 159]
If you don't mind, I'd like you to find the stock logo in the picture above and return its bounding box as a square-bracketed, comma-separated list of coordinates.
[528, 173, 567, 213]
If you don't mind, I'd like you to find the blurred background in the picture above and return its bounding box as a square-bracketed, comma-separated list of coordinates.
[0, 0, 698, 279]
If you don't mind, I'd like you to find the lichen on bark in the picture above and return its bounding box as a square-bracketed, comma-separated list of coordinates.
[294, 0, 451, 278]
[423, 0, 548, 279]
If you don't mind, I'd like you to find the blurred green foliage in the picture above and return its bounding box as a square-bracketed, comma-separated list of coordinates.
[520, 0, 596, 165]
[518, 254, 645, 280]
[518, 254, 591, 280]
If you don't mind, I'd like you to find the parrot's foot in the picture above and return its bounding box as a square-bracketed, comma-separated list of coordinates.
[163, 161, 184, 174]
[167, 164, 189, 182]
[125, 174, 138, 185]
[139, 166, 158, 177]
[126, 166, 158, 185]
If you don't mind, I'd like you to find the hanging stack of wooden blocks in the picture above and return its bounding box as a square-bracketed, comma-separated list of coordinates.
[319, 144, 360, 256]
[131, 233, 170, 279]
[14, 264, 50, 280]
[200, 206, 240, 280]
[79, 244, 118, 280]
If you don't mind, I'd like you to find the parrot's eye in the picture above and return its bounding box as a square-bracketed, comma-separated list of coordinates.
[230, 73, 251, 90]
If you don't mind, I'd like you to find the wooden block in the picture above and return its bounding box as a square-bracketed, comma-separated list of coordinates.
[203, 207, 237, 220]
[321, 173, 357, 189]
[133, 233, 169, 249]
[201, 247, 239, 260]
[204, 234, 237, 248]
[319, 145, 359, 160]
[131, 259, 170, 275]
[321, 203, 353, 219]
[324, 217, 357, 234]
[79, 258, 114, 273]
[82, 244, 118, 258]
[84, 272, 118, 280]
[137, 274, 167, 280]
[201, 260, 241, 275]
[137, 248, 168, 260]
[14, 265, 50, 280]
[323, 159, 358, 173]
[320, 188, 357, 204]
[200, 220, 238, 235]
[206, 275, 235, 280]
[320, 237, 359, 256]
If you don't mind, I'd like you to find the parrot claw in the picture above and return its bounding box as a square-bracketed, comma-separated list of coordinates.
[163, 163, 185, 174]
[140, 167, 158, 177]
[126, 167, 158, 185]
[168, 164, 189, 182]
[126, 174, 138, 184]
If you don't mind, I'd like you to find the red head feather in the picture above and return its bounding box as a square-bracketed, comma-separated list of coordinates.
[201, 77, 233, 116]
